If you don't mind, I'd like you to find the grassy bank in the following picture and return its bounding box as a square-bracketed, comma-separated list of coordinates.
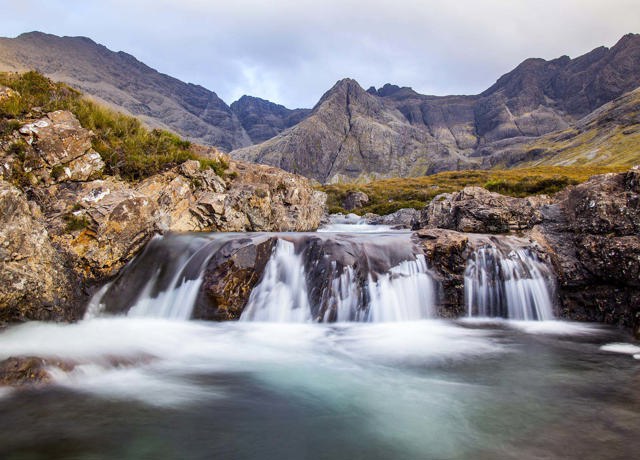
[0, 71, 227, 181]
[321, 166, 627, 215]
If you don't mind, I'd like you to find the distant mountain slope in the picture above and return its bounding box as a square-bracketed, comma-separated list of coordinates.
[233, 34, 640, 183]
[495, 86, 640, 168]
[230, 96, 310, 144]
[0, 32, 254, 151]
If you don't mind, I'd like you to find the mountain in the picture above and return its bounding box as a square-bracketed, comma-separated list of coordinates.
[232, 79, 465, 183]
[233, 34, 640, 183]
[230, 96, 310, 144]
[0, 32, 258, 151]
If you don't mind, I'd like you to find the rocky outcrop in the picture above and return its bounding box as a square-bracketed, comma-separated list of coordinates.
[415, 167, 640, 336]
[0, 110, 327, 322]
[534, 168, 640, 335]
[0, 179, 80, 322]
[420, 187, 548, 233]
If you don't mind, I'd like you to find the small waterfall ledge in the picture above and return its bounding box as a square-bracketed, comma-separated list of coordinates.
[87, 230, 558, 323]
[464, 244, 556, 320]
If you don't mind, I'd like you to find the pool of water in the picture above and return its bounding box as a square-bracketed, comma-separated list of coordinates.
[0, 319, 638, 460]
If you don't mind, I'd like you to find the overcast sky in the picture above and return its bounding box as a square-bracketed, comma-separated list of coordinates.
[2, 0, 640, 108]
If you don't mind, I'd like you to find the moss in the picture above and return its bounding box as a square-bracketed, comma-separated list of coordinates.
[51, 164, 66, 181]
[64, 214, 90, 232]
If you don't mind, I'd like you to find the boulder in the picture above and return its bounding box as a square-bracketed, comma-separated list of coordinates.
[17, 110, 104, 183]
[421, 186, 547, 233]
[368, 208, 421, 229]
[343, 191, 369, 211]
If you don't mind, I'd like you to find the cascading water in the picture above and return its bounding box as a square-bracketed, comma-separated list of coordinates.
[89, 230, 437, 324]
[240, 239, 313, 322]
[464, 241, 556, 320]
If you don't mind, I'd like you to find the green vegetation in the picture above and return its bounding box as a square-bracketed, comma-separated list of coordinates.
[321, 166, 627, 215]
[0, 71, 227, 182]
[64, 213, 90, 232]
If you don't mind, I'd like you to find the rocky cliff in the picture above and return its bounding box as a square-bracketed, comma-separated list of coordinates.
[230, 96, 310, 144]
[234, 34, 640, 182]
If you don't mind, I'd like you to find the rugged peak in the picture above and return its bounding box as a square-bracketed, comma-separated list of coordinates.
[315, 78, 370, 109]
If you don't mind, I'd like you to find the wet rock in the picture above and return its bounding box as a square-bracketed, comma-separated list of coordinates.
[343, 191, 369, 211]
[0, 357, 74, 387]
[534, 169, 640, 336]
[421, 186, 547, 233]
[194, 237, 276, 320]
[416, 229, 470, 318]
[0, 179, 80, 321]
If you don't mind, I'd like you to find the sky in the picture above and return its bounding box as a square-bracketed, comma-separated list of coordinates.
[2, 0, 640, 108]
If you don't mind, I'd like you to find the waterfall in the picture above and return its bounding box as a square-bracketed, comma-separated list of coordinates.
[464, 243, 555, 320]
[88, 229, 438, 323]
[240, 239, 436, 323]
[240, 239, 313, 322]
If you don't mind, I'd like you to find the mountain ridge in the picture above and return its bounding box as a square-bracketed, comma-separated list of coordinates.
[233, 33, 640, 182]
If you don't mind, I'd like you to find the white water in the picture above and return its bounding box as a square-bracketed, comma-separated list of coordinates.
[240, 239, 313, 322]
[240, 238, 437, 323]
[465, 245, 555, 320]
[367, 255, 436, 322]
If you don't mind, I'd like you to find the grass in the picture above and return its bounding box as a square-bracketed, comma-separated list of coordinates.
[0, 71, 227, 182]
[321, 166, 628, 215]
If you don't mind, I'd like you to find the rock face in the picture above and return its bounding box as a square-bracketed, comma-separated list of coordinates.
[0, 179, 79, 322]
[194, 236, 276, 321]
[0, 110, 327, 322]
[234, 34, 640, 182]
[416, 167, 640, 336]
[230, 96, 310, 144]
[421, 187, 548, 233]
[535, 169, 640, 335]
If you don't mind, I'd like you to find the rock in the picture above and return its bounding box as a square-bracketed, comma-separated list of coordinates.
[193, 237, 276, 320]
[17, 110, 104, 183]
[0, 179, 80, 322]
[534, 169, 640, 336]
[342, 190, 369, 211]
[368, 208, 421, 229]
[38, 178, 158, 280]
[421, 186, 546, 233]
[0, 357, 75, 387]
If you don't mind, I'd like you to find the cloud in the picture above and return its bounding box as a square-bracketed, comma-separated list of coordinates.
[2, 0, 640, 107]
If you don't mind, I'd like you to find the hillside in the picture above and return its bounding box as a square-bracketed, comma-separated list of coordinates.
[0, 32, 255, 151]
[234, 34, 640, 183]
